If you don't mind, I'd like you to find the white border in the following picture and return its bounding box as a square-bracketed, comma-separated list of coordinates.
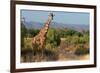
[16, 5, 94, 69]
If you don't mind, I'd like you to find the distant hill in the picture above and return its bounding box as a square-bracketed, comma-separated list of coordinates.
[24, 21, 43, 29]
[23, 21, 89, 32]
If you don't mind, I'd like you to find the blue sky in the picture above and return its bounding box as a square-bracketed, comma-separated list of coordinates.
[21, 10, 90, 25]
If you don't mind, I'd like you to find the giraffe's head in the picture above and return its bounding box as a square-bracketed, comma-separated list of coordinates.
[48, 13, 54, 20]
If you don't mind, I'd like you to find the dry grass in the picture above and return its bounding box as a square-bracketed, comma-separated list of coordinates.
[21, 36, 89, 62]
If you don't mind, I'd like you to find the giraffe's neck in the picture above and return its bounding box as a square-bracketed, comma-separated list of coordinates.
[38, 18, 52, 37]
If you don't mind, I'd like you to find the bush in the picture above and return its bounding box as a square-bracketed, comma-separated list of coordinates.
[27, 29, 39, 37]
[46, 28, 61, 49]
[75, 44, 89, 55]
[71, 35, 79, 44]
[65, 36, 72, 44]
[78, 37, 85, 44]
[23, 38, 32, 50]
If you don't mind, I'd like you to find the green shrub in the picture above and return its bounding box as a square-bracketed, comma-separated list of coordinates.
[78, 37, 85, 44]
[22, 38, 32, 50]
[27, 29, 39, 37]
[71, 35, 79, 44]
[65, 36, 72, 44]
[46, 28, 61, 49]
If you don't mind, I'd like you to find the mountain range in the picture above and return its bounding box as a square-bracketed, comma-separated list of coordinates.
[23, 21, 89, 32]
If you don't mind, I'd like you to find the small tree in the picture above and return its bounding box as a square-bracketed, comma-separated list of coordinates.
[27, 29, 39, 37]
[21, 22, 27, 48]
[46, 28, 61, 49]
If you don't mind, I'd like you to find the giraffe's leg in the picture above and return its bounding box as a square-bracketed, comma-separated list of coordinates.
[32, 42, 37, 56]
[41, 45, 45, 58]
[40, 43, 44, 57]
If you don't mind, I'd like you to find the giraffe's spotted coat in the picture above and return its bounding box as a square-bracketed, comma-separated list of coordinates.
[32, 13, 54, 51]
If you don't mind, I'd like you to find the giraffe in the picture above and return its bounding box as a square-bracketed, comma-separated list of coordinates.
[32, 13, 54, 55]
